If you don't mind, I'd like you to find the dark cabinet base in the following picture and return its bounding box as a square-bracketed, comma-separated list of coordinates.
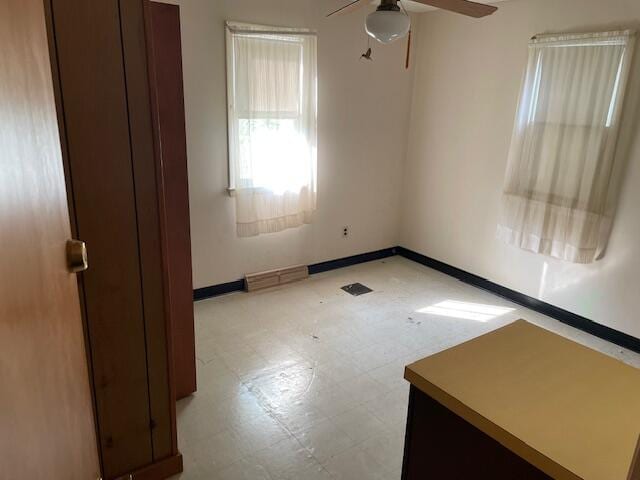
[114, 453, 183, 480]
[402, 386, 552, 479]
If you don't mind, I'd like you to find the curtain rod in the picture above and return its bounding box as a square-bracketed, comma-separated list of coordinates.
[227, 28, 317, 36]
[531, 29, 636, 41]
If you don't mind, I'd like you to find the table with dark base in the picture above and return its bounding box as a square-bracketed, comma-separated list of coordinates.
[401, 320, 640, 480]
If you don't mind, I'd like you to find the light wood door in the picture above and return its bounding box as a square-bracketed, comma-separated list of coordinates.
[0, 0, 100, 479]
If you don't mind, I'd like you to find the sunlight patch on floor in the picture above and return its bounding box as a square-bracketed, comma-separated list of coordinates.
[417, 300, 516, 322]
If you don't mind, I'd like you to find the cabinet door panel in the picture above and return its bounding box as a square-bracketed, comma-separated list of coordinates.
[49, 0, 154, 476]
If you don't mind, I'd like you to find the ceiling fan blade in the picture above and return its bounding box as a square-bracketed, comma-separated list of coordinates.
[411, 0, 497, 18]
[327, 0, 370, 17]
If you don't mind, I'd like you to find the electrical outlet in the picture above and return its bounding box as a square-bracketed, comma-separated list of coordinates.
[343, 226, 349, 238]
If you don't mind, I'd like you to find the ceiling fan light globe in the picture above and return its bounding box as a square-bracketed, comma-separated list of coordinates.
[365, 10, 410, 44]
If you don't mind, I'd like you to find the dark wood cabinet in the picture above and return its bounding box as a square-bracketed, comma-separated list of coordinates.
[45, 0, 185, 478]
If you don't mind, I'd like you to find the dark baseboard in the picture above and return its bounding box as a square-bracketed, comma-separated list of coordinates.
[193, 247, 397, 302]
[193, 279, 245, 301]
[308, 247, 397, 275]
[396, 246, 640, 355]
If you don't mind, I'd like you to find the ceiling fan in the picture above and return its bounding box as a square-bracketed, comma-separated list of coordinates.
[327, 0, 498, 67]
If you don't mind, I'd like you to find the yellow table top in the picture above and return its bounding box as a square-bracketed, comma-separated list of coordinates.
[405, 320, 640, 480]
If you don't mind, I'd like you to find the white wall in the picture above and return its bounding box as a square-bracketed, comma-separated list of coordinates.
[401, 0, 640, 338]
[174, 0, 414, 288]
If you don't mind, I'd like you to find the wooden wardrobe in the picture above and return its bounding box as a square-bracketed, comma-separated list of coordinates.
[45, 0, 195, 478]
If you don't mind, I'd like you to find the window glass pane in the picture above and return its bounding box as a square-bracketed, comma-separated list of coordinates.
[508, 37, 629, 209]
[237, 118, 312, 193]
[226, 24, 316, 195]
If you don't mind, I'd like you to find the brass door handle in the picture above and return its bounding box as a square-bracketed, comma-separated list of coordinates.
[66, 239, 88, 273]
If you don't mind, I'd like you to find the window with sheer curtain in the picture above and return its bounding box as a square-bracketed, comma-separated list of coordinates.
[225, 22, 317, 238]
[498, 31, 635, 263]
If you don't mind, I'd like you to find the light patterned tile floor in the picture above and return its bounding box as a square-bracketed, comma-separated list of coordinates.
[175, 256, 640, 479]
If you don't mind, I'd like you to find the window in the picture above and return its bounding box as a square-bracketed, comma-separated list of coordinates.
[498, 31, 635, 263]
[225, 22, 318, 237]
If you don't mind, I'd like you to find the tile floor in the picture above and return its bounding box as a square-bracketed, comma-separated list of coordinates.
[175, 256, 640, 480]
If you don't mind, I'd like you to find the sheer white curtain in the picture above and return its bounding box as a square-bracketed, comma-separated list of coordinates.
[226, 22, 317, 237]
[498, 31, 635, 263]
